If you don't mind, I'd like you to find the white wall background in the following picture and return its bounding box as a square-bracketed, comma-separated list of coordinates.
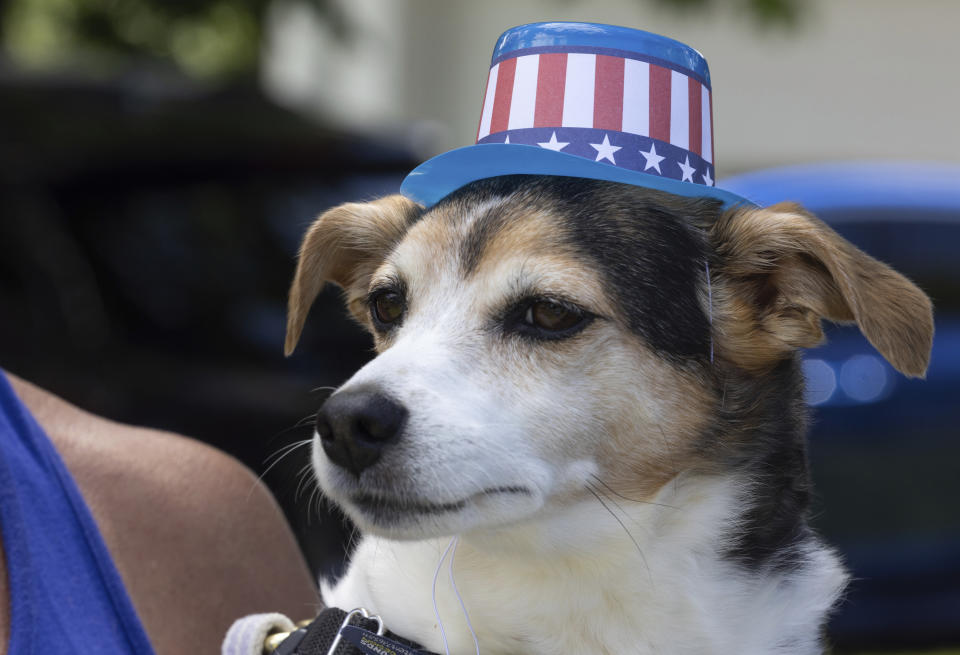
[263, 0, 960, 177]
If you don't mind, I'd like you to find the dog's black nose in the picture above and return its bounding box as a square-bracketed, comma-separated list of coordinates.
[315, 389, 408, 476]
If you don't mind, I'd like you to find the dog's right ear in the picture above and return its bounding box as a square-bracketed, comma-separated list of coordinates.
[285, 195, 421, 355]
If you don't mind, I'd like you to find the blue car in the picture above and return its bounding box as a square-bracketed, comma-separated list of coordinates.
[723, 163, 960, 651]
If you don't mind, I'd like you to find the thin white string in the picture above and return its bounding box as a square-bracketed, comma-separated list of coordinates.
[431, 537, 457, 655]
[705, 260, 714, 363]
[448, 536, 480, 655]
[432, 536, 481, 655]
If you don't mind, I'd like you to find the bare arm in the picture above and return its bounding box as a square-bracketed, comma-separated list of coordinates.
[5, 374, 320, 655]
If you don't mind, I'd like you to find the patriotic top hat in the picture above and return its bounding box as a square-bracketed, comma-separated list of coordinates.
[401, 21, 754, 209]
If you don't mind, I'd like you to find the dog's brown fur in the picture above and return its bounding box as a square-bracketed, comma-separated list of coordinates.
[286, 196, 422, 354]
[288, 187, 932, 381]
[708, 202, 933, 377]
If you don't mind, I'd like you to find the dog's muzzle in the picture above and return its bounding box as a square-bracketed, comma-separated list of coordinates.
[315, 389, 408, 476]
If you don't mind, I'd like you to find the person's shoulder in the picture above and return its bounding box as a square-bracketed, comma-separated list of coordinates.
[9, 373, 277, 537]
[7, 373, 319, 655]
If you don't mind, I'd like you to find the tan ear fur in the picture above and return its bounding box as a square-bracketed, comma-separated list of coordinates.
[711, 202, 933, 378]
[285, 195, 421, 355]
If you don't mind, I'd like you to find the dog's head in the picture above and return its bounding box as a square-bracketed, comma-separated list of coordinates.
[286, 176, 932, 541]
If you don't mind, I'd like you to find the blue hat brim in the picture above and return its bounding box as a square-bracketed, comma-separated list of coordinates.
[401, 143, 756, 209]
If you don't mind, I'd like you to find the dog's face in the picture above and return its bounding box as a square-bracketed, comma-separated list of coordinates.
[286, 177, 933, 542]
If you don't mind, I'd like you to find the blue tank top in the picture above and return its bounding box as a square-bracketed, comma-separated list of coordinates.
[0, 372, 156, 654]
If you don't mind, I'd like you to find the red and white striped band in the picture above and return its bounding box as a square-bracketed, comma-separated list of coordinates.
[476, 51, 714, 167]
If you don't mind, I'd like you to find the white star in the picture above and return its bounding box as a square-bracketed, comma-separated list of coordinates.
[504, 134, 510, 144]
[639, 143, 666, 173]
[677, 155, 696, 183]
[537, 131, 569, 151]
[589, 134, 621, 164]
[701, 168, 713, 187]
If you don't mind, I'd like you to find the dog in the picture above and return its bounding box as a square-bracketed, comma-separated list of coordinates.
[284, 175, 933, 654]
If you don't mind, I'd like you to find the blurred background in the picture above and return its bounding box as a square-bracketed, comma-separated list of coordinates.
[1, 0, 957, 652]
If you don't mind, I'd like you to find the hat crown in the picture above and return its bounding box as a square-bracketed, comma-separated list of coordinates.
[492, 22, 710, 86]
[400, 22, 753, 210]
[475, 21, 717, 189]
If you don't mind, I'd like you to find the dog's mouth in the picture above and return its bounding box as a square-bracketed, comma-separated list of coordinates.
[348, 486, 531, 522]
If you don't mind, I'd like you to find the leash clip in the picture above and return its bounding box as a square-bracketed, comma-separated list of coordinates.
[327, 607, 385, 655]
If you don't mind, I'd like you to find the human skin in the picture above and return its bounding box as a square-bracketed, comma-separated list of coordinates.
[0, 373, 320, 655]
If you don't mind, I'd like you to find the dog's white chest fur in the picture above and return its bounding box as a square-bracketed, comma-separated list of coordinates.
[323, 476, 846, 655]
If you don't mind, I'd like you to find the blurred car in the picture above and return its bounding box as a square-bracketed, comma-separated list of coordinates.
[0, 70, 414, 580]
[723, 163, 960, 650]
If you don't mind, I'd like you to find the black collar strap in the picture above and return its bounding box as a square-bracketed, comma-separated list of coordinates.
[270, 607, 442, 655]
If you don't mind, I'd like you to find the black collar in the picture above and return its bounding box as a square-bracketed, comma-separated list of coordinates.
[273, 607, 442, 655]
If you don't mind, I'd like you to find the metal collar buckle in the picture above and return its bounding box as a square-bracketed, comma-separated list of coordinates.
[327, 607, 385, 655]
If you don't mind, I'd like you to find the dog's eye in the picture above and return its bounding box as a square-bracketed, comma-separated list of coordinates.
[371, 291, 405, 327]
[526, 301, 580, 331]
[511, 299, 594, 340]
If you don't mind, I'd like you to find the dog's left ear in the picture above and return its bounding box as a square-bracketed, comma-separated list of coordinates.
[710, 202, 933, 377]
[285, 195, 421, 355]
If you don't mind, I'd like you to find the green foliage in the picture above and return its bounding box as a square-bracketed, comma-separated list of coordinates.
[650, 0, 804, 26]
[1, 0, 345, 78]
[1, 0, 801, 79]
[4, 0, 252, 76]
